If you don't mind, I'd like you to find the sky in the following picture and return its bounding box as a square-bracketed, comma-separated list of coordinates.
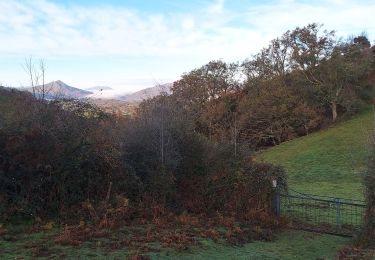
[0, 0, 374, 92]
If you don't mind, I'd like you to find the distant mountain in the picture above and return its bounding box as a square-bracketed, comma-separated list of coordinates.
[121, 83, 172, 103]
[23, 80, 92, 99]
[20, 81, 173, 103]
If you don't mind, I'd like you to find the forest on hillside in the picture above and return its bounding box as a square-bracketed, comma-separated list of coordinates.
[0, 23, 374, 253]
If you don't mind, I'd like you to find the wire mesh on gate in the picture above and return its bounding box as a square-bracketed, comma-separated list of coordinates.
[279, 190, 366, 236]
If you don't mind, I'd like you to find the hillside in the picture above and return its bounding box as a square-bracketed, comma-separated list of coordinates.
[257, 109, 374, 200]
[88, 98, 137, 116]
[0, 87, 39, 121]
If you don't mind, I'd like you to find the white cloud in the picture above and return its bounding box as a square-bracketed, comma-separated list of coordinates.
[0, 0, 244, 61]
[182, 16, 195, 30]
[0, 0, 374, 89]
[1, 0, 373, 60]
[208, 0, 225, 14]
[242, 0, 375, 41]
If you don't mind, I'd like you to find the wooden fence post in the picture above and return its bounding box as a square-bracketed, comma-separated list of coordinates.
[272, 179, 280, 217]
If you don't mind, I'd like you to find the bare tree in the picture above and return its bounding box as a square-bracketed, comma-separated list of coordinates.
[23, 56, 53, 100]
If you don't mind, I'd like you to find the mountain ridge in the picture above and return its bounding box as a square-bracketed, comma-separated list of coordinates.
[23, 80, 92, 99]
[20, 80, 173, 103]
[120, 83, 172, 103]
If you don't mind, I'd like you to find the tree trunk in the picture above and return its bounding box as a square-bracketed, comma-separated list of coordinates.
[303, 124, 309, 136]
[234, 112, 237, 160]
[331, 102, 337, 122]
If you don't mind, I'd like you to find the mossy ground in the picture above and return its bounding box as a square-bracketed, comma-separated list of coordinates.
[0, 225, 348, 259]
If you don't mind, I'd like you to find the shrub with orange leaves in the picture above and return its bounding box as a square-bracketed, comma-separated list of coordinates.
[203, 228, 220, 240]
[81, 195, 131, 229]
[175, 212, 200, 227]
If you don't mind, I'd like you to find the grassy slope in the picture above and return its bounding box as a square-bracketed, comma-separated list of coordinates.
[257, 109, 374, 200]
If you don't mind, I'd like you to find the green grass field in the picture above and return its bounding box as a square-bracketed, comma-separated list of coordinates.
[257, 109, 374, 200]
[165, 231, 348, 260]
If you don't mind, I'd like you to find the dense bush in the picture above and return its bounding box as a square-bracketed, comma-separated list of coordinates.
[178, 161, 286, 218]
[357, 130, 375, 247]
[121, 94, 287, 219]
[0, 88, 124, 220]
[0, 88, 286, 226]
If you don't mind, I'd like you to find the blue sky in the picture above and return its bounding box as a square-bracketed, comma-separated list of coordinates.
[0, 0, 374, 92]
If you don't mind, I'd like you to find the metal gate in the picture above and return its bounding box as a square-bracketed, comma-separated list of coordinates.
[278, 190, 366, 236]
